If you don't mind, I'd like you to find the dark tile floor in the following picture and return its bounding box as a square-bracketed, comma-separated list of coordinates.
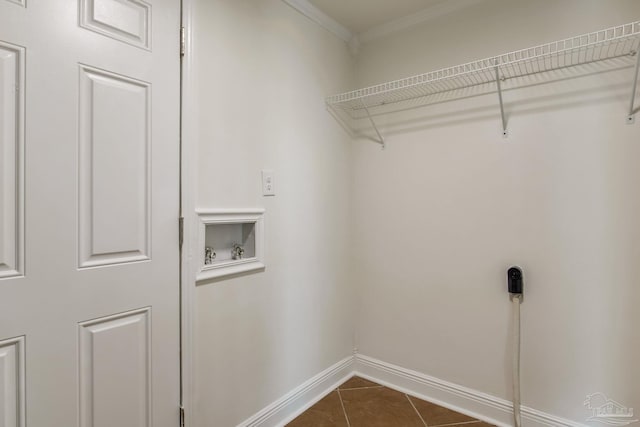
[287, 376, 494, 427]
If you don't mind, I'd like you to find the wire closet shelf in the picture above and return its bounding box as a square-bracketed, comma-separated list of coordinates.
[326, 21, 640, 146]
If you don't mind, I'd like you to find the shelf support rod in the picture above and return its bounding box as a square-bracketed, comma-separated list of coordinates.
[364, 105, 386, 150]
[495, 64, 508, 137]
[627, 50, 640, 124]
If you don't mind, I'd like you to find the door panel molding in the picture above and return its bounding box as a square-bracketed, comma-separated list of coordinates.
[78, 307, 152, 427]
[78, 64, 151, 269]
[79, 0, 152, 50]
[0, 336, 26, 427]
[4, 0, 25, 7]
[0, 41, 25, 280]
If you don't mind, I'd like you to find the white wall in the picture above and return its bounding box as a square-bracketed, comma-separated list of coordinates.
[189, 1, 640, 425]
[352, 0, 640, 423]
[189, 1, 354, 425]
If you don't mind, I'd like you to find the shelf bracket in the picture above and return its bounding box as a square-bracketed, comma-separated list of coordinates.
[495, 64, 508, 137]
[363, 105, 386, 150]
[627, 50, 640, 124]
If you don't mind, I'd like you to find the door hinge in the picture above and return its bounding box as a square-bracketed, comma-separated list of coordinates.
[179, 405, 185, 427]
[180, 26, 186, 57]
[179, 217, 184, 248]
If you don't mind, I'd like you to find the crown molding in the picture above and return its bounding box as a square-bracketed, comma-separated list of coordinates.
[358, 0, 486, 44]
[282, 0, 353, 43]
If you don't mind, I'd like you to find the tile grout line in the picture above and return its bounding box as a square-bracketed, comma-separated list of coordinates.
[336, 389, 352, 427]
[406, 394, 429, 427]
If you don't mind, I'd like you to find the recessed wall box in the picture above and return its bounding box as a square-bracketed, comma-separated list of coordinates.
[196, 209, 265, 282]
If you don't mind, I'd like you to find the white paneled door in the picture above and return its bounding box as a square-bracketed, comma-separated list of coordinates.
[0, 1, 181, 426]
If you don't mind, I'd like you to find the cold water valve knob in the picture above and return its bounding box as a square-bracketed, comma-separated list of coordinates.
[508, 266, 523, 295]
[232, 244, 245, 260]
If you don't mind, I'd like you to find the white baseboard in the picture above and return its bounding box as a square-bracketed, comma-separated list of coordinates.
[237, 355, 354, 427]
[237, 353, 585, 427]
[354, 354, 586, 427]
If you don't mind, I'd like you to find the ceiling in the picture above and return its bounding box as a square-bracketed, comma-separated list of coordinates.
[307, 0, 452, 35]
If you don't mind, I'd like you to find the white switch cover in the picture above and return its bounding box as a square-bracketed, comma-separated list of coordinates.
[262, 170, 275, 196]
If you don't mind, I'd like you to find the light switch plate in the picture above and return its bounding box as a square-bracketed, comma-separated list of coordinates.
[262, 170, 275, 196]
